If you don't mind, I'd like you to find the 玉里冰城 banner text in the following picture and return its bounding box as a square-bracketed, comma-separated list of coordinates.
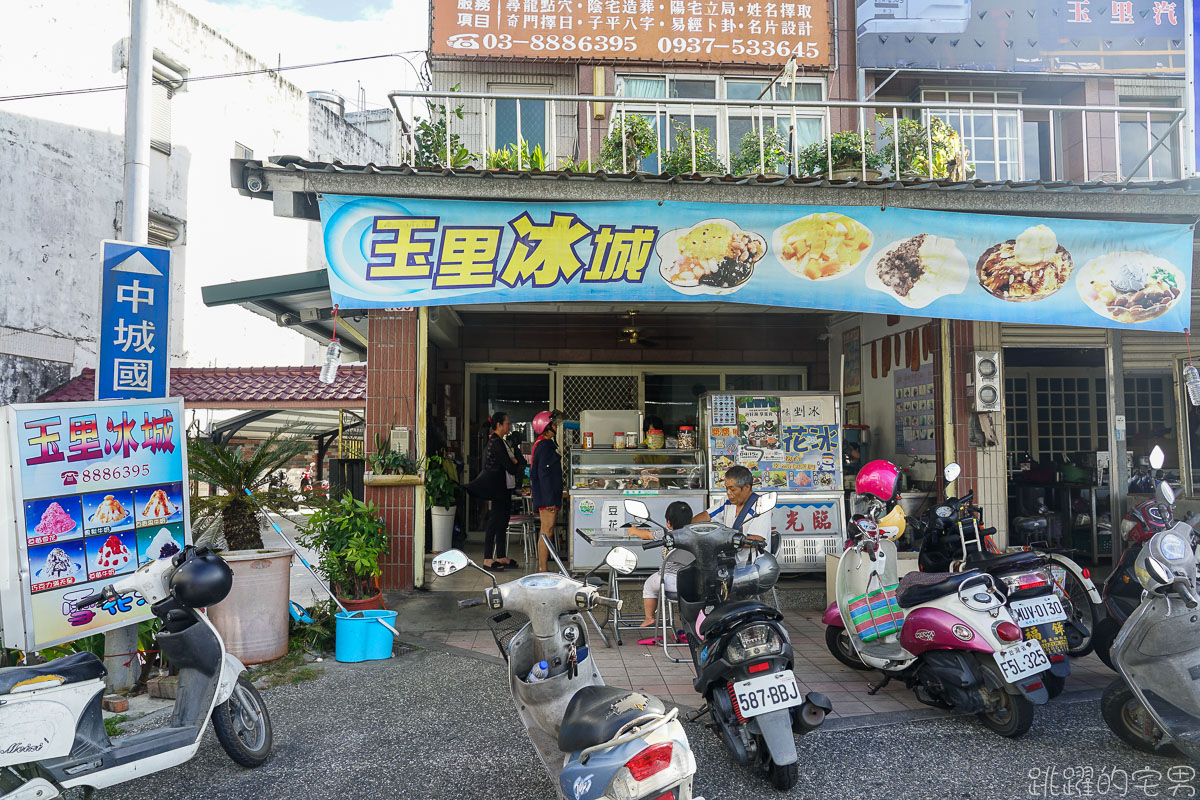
[320, 195, 1194, 332]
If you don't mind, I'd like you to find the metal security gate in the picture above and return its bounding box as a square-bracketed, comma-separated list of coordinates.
[558, 372, 640, 465]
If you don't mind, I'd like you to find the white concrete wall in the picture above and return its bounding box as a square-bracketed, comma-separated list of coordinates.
[0, 0, 389, 401]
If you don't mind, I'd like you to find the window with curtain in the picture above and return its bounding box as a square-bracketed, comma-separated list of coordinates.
[490, 84, 549, 150]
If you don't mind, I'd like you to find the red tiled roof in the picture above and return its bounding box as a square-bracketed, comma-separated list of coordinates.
[39, 366, 367, 409]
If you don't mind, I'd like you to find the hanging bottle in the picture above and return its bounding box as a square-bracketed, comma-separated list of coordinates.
[1185, 364, 1200, 406]
[319, 339, 342, 384]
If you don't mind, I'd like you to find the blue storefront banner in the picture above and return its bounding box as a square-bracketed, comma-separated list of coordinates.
[97, 240, 171, 401]
[321, 195, 1194, 332]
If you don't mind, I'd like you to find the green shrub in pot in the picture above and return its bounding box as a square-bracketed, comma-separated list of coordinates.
[425, 455, 458, 509]
[297, 493, 389, 602]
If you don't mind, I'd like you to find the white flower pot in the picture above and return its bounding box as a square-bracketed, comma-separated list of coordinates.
[431, 505, 456, 553]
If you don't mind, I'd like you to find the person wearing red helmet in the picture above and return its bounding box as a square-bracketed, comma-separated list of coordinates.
[530, 410, 563, 572]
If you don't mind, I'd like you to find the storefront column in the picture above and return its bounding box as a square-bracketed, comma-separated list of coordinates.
[941, 319, 1009, 545]
[1106, 330, 1129, 561]
[365, 308, 423, 591]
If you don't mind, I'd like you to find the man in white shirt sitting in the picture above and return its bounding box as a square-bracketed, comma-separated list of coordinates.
[695, 465, 772, 562]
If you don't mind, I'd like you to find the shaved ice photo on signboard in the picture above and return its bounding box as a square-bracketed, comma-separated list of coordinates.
[134, 483, 184, 527]
[84, 529, 137, 581]
[137, 523, 185, 565]
[24, 495, 84, 545]
[82, 489, 134, 534]
[29, 538, 86, 593]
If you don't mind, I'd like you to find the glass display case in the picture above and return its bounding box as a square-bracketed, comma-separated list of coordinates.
[568, 448, 707, 571]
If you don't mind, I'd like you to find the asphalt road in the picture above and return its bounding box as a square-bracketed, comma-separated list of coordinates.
[97, 647, 1193, 800]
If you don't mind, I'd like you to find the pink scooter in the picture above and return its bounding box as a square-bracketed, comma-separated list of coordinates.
[822, 461, 1051, 738]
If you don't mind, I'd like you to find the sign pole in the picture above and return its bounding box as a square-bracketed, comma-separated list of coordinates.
[105, 0, 153, 693]
[1186, 0, 1196, 176]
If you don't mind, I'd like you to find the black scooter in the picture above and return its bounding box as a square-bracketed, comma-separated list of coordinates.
[623, 496, 831, 792]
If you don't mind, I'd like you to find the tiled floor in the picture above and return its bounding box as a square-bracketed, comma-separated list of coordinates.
[416, 608, 1115, 718]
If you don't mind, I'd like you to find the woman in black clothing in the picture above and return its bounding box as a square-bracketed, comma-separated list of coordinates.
[482, 412, 523, 570]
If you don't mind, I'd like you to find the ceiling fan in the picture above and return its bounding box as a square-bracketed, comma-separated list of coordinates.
[617, 311, 690, 348]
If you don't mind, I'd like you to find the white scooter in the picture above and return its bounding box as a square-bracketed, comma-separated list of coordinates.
[0, 546, 271, 800]
[1102, 509, 1200, 761]
[433, 545, 702, 800]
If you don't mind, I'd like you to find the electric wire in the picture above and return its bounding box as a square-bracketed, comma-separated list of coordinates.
[0, 51, 427, 103]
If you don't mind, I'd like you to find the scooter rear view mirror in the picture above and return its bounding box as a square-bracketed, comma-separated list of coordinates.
[432, 549, 469, 577]
[623, 499, 651, 520]
[754, 492, 778, 515]
[943, 462, 961, 484]
[1150, 445, 1165, 470]
[1158, 480, 1176, 506]
[605, 547, 638, 575]
[1144, 556, 1173, 588]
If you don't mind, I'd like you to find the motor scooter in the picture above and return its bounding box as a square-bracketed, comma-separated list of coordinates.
[1093, 445, 1200, 670]
[432, 545, 701, 800]
[1101, 520, 1200, 761]
[823, 463, 1051, 738]
[915, 465, 1101, 660]
[0, 546, 271, 800]
[622, 496, 832, 792]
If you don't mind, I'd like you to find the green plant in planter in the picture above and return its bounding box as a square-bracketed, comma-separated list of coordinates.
[796, 130, 889, 177]
[412, 85, 476, 169]
[875, 114, 965, 178]
[485, 140, 547, 171]
[297, 493, 389, 601]
[661, 124, 724, 176]
[369, 432, 419, 476]
[731, 126, 791, 176]
[558, 155, 594, 172]
[425, 454, 458, 509]
[599, 113, 657, 172]
[188, 430, 309, 551]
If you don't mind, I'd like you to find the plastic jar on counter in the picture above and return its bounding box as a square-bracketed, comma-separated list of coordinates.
[624, 431, 640, 449]
[582, 432, 594, 449]
[677, 426, 695, 449]
[613, 432, 626, 449]
[646, 428, 665, 450]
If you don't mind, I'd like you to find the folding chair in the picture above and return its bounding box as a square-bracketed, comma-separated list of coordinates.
[658, 554, 691, 663]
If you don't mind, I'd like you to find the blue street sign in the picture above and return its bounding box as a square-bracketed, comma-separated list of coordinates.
[97, 240, 171, 400]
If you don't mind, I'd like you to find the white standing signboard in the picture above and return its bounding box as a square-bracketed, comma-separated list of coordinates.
[0, 397, 191, 650]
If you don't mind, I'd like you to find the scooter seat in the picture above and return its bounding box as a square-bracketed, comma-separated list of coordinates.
[0, 651, 106, 694]
[557, 685, 665, 753]
[697, 599, 782, 638]
[965, 550, 1044, 573]
[897, 570, 984, 609]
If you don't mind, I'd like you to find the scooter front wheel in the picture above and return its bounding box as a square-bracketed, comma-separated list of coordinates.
[213, 674, 273, 767]
[1100, 678, 1180, 757]
[824, 627, 871, 671]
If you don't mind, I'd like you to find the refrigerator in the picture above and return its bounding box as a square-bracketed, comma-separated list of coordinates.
[701, 391, 845, 572]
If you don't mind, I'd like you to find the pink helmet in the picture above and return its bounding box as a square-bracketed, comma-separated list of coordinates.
[855, 459, 902, 503]
[532, 410, 560, 436]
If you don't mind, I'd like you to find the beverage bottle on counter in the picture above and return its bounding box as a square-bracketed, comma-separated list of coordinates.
[527, 660, 549, 683]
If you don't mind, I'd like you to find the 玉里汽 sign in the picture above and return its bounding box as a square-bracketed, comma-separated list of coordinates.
[430, 0, 831, 66]
[0, 398, 191, 650]
[320, 194, 1194, 332]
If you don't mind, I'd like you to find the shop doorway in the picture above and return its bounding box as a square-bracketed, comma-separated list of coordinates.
[1003, 347, 1112, 563]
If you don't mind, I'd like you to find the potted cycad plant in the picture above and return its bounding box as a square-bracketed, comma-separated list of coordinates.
[297, 492, 390, 611]
[425, 455, 458, 553]
[188, 430, 310, 664]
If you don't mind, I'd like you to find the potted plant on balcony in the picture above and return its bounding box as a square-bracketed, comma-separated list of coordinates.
[660, 123, 725, 177]
[731, 126, 791, 177]
[425, 454, 458, 553]
[365, 432, 421, 486]
[797, 130, 889, 180]
[599, 113, 658, 173]
[297, 492, 390, 611]
[876, 114, 968, 179]
[188, 430, 309, 664]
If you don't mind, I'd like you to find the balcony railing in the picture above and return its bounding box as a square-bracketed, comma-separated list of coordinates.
[388, 89, 1184, 184]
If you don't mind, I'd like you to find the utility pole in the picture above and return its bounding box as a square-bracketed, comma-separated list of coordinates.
[105, 0, 152, 693]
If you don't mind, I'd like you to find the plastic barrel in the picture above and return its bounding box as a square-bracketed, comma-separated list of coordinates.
[335, 610, 398, 662]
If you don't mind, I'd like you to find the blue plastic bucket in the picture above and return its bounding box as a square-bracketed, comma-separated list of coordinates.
[334, 610, 398, 663]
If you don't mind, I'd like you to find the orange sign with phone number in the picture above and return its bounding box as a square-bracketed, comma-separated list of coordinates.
[430, 0, 831, 67]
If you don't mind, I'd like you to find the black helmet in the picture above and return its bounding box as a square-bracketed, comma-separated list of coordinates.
[168, 548, 233, 607]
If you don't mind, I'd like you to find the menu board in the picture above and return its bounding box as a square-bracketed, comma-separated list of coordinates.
[706, 392, 839, 491]
[2, 398, 190, 650]
[895, 362, 936, 456]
